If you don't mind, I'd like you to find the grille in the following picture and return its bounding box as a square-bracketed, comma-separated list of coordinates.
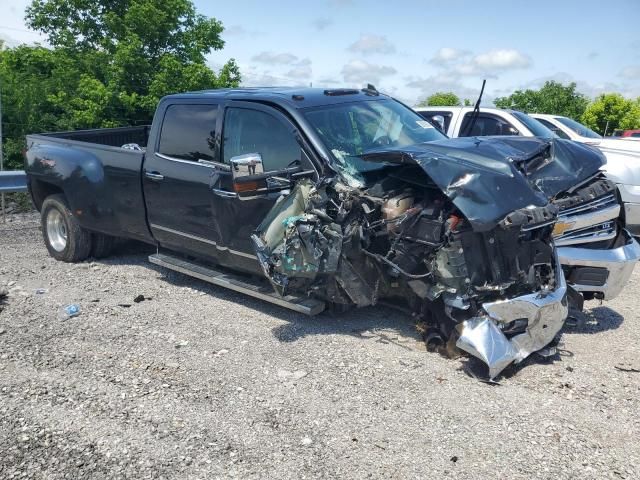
[559, 193, 617, 217]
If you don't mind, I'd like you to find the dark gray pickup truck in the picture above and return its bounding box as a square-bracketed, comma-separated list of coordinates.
[25, 86, 619, 378]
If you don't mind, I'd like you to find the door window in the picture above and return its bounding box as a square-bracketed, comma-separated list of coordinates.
[157, 104, 218, 161]
[536, 118, 571, 139]
[459, 113, 519, 137]
[223, 108, 302, 171]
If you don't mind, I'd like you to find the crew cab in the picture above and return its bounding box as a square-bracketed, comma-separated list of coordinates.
[415, 105, 640, 301]
[26, 87, 620, 378]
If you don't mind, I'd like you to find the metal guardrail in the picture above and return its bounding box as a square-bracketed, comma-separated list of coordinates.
[0, 170, 28, 222]
[0, 170, 27, 193]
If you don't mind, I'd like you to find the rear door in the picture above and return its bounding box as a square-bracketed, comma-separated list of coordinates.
[209, 101, 318, 273]
[143, 100, 223, 259]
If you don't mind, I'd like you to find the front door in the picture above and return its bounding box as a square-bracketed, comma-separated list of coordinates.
[209, 102, 317, 273]
[143, 101, 223, 260]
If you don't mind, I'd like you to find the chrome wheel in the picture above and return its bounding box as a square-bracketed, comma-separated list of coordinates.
[46, 209, 67, 252]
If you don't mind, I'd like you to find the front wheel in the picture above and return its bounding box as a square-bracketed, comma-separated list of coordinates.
[41, 194, 92, 262]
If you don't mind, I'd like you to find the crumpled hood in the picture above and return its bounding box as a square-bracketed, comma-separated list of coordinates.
[361, 136, 605, 232]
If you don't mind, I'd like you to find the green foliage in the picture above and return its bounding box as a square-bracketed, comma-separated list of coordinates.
[494, 81, 589, 120]
[417, 92, 461, 107]
[0, 0, 240, 170]
[581, 94, 640, 135]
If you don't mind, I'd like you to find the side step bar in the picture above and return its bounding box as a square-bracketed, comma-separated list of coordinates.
[149, 253, 325, 316]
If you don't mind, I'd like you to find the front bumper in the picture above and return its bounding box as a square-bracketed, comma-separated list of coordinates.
[558, 229, 640, 300]
[456, 251, 568, 379]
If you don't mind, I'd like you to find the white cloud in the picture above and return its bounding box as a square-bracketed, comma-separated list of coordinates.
[405, 74, 486, 106]
[223, 25, 264, 38]
[347, 34, 396, 55]
[429, 47, 470, 65]
[473, 49, 531, 70]
[251, 51, 300, 65]
[341, 59, 396, 84]
[287, 64, 313, 79]
[428, 48, 532, 78]
[312, 18, 333, 30]
[619, 65, 640, 80]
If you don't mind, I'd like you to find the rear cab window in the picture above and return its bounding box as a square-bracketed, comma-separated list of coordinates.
[459, 113, 519, 137]
[158, 104, 219, 162]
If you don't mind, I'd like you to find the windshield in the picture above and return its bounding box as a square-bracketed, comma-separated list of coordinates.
[302, 98, 446, 177]
[556, 117, 601, 139]
[512, 111, 557, 138]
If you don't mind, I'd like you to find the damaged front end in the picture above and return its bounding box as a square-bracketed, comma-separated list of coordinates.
[252, 139, 570, 379]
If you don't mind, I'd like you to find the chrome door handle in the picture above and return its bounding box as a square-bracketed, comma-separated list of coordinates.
[144, 171, 164, 181]
[211, 188, 238, 198]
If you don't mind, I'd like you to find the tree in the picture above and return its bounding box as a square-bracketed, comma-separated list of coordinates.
[0, 1, 240, 170]
[581, 94, 640, 135]
[494, 81, 589, 120]
[417, 92, 461, 107]
[25, 0, 240, 120]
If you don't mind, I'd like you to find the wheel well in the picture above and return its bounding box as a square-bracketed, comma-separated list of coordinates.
[30, 179, 64, 211]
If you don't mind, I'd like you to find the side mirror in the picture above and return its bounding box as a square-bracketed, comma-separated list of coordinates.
[431, 115, 446, 133]
[230, 153, 265, 194]
[230, 153, 264, 177]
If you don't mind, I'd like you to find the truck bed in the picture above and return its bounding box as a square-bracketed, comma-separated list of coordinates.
[35, 126, 151, 150]
[25, 126, 153, 243]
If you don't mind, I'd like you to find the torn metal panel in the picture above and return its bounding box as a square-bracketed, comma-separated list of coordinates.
[456, 250, 568, 379]
[456, 316, 519, 379]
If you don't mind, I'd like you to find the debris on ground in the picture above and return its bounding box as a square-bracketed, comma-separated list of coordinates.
[61, 304, 81, 319]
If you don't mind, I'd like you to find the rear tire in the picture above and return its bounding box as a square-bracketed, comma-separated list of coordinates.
[41, 194, 92, 262]
[90, 233, 115, 259]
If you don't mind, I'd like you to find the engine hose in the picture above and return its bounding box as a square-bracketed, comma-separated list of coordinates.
[362, 249, 432, 279]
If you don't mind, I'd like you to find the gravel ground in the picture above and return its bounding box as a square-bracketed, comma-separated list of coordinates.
[1, 213, 640, 479]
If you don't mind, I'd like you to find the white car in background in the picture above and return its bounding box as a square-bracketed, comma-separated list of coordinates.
[530, 114, 640, 154]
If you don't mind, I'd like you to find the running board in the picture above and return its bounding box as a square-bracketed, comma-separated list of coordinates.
[149, 253, 325, 316]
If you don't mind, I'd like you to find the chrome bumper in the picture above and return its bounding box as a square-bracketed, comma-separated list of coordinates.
[557, 229, 640, 300]
[456, 251, 568, 379]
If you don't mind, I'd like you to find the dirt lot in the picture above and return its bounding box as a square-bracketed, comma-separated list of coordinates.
[1, 213, 640, 479]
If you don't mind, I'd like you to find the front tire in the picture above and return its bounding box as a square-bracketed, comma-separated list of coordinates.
[41, 194, 92, 262]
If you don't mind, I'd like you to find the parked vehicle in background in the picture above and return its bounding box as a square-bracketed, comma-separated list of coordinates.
[529, 114, 640, 153]
[610, 128, 640, 138]
[415, 105, 640, 301]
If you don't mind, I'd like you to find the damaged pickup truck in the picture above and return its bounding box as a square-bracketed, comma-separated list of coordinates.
[24, 87, 638, 379]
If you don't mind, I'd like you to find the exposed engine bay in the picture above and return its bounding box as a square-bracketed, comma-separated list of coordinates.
[251, 144, 570, 379]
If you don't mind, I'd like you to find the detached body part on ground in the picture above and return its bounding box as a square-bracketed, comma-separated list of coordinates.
[416, 105, 640, 302]
[23, 87, 635, 379]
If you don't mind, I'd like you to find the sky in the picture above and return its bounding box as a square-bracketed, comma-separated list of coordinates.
[1, 0, 639, 105]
